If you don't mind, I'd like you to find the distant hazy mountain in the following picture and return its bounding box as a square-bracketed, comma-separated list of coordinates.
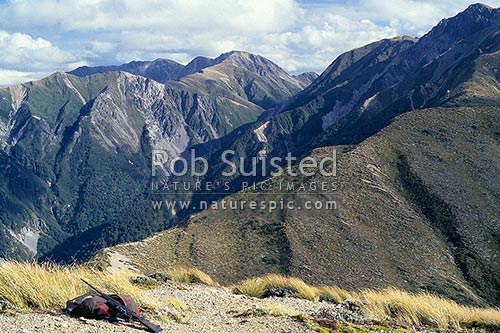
[293, 72, 319, 86]
[97, 3, 500, 307]
[68, 51, 319, 90]
[68, 58, 184, 83]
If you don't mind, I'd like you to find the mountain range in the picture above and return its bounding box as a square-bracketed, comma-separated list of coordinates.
[0, 50, 315, 260]
[0, 2, 499, 307]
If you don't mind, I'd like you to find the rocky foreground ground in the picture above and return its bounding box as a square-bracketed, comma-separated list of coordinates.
[0, 282, 444, 333]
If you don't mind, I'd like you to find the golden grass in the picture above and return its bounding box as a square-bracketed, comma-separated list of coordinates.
[164, 266, 214, 286]
[316, 285, 353, 304]
[360, 288, 500, 330]
[234, 274, 318, 301]
[0, 261, 157, 311]
[233, 276, 266, 298]
[2, 261, 500, 331]
[165, 297, 190, 311]
[266, 304, 301, 317]
[233, 274, 500, 330]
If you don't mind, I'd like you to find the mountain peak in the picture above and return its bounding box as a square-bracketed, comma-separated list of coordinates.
[411, 1, 500, 65]
[68, 58, 183, 82]
[465, 2, 494, 12]
[453, 2, 499, 22]
[220, 50, 250, 57]
[179, 50, 272, 77]
[212, 50, 266, 65]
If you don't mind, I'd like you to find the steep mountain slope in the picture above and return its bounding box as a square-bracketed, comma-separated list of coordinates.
[158, 4, 500, 226]
[69, 58, 184, 83]
[103, 106, 500, 306]
[0, 51, 308, 261]
[132, 4, 500, 306]
[218, 3, 500, 166]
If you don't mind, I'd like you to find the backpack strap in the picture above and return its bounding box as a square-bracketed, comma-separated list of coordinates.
[96, 303, 111, 317]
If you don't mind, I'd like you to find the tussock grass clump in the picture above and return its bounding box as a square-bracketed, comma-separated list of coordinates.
[3, 261, 500, 332]
[360, 288, 500, 330]
[163, 266, 214, 286]
[233, 277, 267, 298]
[234, 274, 318, 301]
[0, 261, 155, 311]
[316, 285, 353, 304]
[233, 274, 500, 331]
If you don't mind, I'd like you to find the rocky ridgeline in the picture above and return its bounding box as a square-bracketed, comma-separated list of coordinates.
[0, 281, 472, 333]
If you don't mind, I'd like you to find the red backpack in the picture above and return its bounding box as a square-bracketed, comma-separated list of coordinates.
[66, 293, 140, 319]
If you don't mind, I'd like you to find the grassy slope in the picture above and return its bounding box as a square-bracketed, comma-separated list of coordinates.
[104, 106, 500, 306]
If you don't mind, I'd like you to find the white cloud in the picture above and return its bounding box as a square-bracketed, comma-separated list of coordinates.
[253, 14, 398, 73]
[0, 69, 41, 87]
[0, 30, 84, 73]
[0, 0, 499, 85]
[0, 0, 300, 32]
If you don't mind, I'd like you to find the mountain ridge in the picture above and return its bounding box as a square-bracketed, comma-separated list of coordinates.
[213, 2, 500, 168]
[67, 50, 319, 88]
[68, 58, 185, 83]
[102, 105, 500, 306]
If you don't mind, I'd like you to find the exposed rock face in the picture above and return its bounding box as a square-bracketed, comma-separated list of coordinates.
[8, 225, 40, 255]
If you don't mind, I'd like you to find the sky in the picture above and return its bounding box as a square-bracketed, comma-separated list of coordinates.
[0, 0, 498, 86]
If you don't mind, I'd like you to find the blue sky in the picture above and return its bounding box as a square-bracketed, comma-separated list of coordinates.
[0, 0, 498, 86]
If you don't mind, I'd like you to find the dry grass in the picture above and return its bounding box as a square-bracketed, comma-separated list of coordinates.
[361, 288, 500, 330]
[233, 276, 267, 298]
[233, 274, 500, 330]
[266, 304, 301, 317]
[2, 261, 500, 331]
[0, 261, 157, 311]
[157, 310, 188, 324]
[165, 297, 190, 311]
[316, 285, 353, 304]
[234, 274, 318, 301]
[164, 266, 214, 286]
